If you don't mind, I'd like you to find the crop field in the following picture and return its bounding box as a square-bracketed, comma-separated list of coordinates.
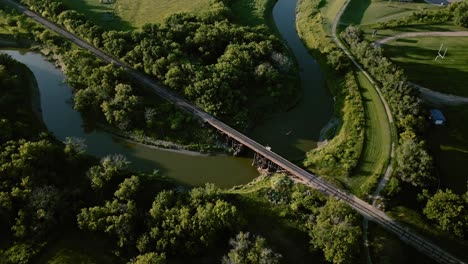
[340, 0, 439, 26]
[383, 36, 468, 96]
[61, 0, 211, 30]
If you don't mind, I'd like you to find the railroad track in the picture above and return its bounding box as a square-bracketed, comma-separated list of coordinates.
[3, 1, 465, 262]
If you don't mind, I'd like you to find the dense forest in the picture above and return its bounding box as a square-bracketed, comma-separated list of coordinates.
[20, 0, 298, 130]
[0, 53, 362, 263]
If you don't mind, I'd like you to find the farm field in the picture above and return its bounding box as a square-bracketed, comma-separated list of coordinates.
[382, 36, 468, 96]
[61, 0, 211, 30]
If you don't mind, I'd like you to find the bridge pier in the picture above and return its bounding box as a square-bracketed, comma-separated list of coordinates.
[252, 152, 289, 176]
[215, 130, 244, 156]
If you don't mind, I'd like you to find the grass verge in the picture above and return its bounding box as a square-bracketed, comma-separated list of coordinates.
[387, 205, 468, 262]
[368, 222, 437, 264]
[353, 72, 391, 196]
[297, 0, 391, 197]
[226, 175, 326, 264]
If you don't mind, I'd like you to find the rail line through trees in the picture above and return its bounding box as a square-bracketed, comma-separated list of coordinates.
[4, 1, 465, 263]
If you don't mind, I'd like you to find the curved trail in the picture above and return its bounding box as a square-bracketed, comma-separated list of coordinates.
[331, 1, 396, 263]
[374, 31, 468, 104]
[5, 0, 465, 263]
[410, 82, 468, 105]
[375, 31, 468, 45]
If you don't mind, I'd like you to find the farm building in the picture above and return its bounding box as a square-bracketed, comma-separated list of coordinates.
[430, 109, 446, 125]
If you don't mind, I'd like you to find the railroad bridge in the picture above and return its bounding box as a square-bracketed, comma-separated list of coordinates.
[7, 2, 465, 263]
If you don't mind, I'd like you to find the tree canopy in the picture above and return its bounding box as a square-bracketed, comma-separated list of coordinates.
[308, 198, 361, 264]
[423, 189, 468, 237]
[222, 232, 282, 264]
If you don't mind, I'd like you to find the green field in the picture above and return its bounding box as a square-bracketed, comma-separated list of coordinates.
[230, 0, 276, 28]
[388, 205, 468, 261]
[428, 105, 468, 194]
[353, 72, 391, 192]
[61, 0, 211, 30]
[33, 229, 121, 264]
[383, 36, 468, 96]
[368, 222, 437, 264]
[340, 0, 439, 26]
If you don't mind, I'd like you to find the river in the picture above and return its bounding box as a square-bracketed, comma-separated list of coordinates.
[251, 0, 333, 160]
[1, 50, 258, 188]
[0, 0, 332, 188]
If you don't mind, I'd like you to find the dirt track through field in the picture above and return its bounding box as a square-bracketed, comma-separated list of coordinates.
[375, 31, 468, 45]
[374, 31, 468, 104]
[410, 82, 468, 105]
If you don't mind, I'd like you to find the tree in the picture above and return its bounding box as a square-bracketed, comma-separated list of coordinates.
[101, 84, 140, 130]
[308, 199, 361, 264]
[423, 189, 467, 237]
[114, 175, 141, 200]
[222, 232, 281, 264]
[137, 187, 239, 255]
[77, 199, 138, 248]
[0, 243, 38, 264]
[453, 1, 468, 28]
[395, 138, 434, 188]
[87, 154, 130, 190]
[128, 252, 166, 264]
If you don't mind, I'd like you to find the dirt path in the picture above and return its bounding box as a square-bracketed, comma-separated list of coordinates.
[374, 31, 468, 105]
[332, 1, 396, 263]
[410, 82, 468, 105]
[375, 31, 468, 45]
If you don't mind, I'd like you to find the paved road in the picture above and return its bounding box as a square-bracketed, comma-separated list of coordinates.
[375, 31, 468, 45]
[7, 1, 465, 263]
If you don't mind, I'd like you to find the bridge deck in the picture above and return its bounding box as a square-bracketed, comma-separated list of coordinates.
[6, 1, 465, 263]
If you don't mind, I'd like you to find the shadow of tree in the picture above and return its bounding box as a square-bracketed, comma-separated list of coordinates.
[383, 44, 468, 96]
[341, 0, 372, 25]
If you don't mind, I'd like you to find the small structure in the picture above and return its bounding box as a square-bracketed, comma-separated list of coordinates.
[430, 109, 446, 125]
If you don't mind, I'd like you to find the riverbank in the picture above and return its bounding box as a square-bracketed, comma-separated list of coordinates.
[295, 0, 383, 196]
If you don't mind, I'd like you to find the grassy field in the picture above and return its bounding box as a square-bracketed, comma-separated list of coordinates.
[296, 0, 392, 197]
[340, 0, 439, 26]
[427, 105, 468, 194]
[353, 72, 391, 194]
[368, 222, 438, 264]
[33, 229, 121, 264]
[227, 176, 326, 264]
[387, 205, 468, 261]
[383, 36, 468, 96]
[230, 0, 277, 29]
[61, 0, 211, 30]
[362, 23, 467, 42]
